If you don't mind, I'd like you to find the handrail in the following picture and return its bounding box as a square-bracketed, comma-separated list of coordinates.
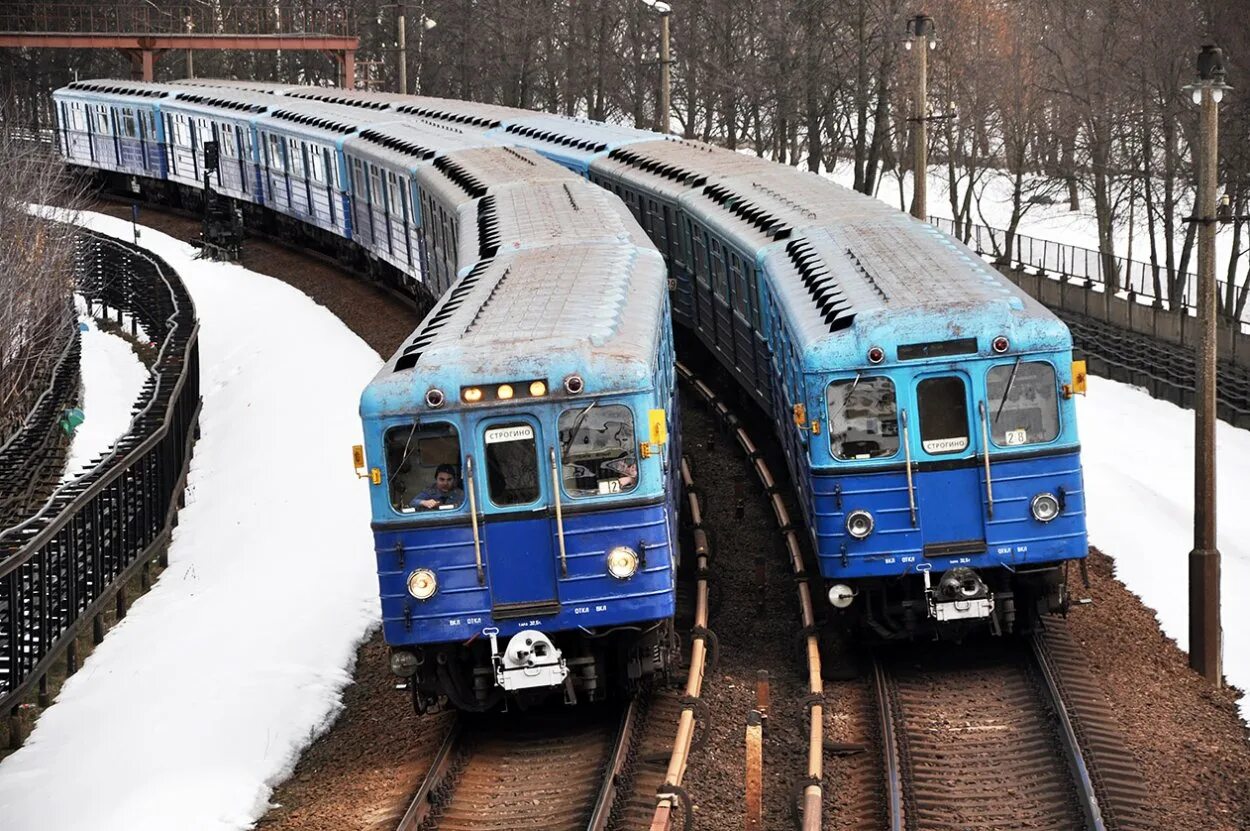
[549, 446, 568, 577]
[978, 401, 995, 519]
[900, 409, 917, 527]
[465, 454, 484, 586]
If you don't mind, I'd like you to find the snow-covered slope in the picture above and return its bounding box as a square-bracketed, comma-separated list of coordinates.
[0, 211, 383, 831]
[1078, 376, 1250, 720]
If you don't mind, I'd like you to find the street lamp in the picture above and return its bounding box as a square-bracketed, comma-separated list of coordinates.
[1181, 43, 1232, 686]
[395, 4, 437, 95]
[904, 14, 936, 220]
[640, 0, 672, 134]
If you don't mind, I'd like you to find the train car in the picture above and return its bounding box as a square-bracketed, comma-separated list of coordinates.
[158, 89, 273, 202]
[52, 79, 178, 180]
[252, 102, 400, 236]
[359, 167, 678, 712]
[340, 120, 496, 283]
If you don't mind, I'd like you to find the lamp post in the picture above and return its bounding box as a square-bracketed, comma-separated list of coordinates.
[396, 4, 437, 95]
[640, 0, 672, 134]
[904, 14, 936, 221]
[1182, 44, 1231, 686]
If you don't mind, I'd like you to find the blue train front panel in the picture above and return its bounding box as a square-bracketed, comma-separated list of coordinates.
[361, 386, 678, 710]
[799, 347, 1087, 632]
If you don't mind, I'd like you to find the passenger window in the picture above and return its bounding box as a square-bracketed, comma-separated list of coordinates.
[986, 361, 1060, 447]
[384, 422, 463, 514]
[485, 423, 540, 506]
[288, 138, 306, 178]
[559, 404, 638, 497]
[267, 133, 284, 172]
[917, 376, 970, 454]
[827, 377, 899, 460]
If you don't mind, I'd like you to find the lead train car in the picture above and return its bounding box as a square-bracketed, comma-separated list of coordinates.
[360, 165, 678, 712]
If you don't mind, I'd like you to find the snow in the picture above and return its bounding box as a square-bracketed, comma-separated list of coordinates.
[60, 312, 150, 483]
[0, 211, 384, 831]
[1078, 377, 1250, 722]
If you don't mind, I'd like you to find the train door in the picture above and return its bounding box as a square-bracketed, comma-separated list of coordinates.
[475, 417, 560, 616]
[911, 372, 986, 555]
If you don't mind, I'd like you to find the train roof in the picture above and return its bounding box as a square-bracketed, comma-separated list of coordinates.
[342, 120, 500, 171]
[361, 242, 667, 415]
[254, 100, 400, 139]
[455, 178, 655, 264]
[592, 137, 774, 201]
[170, 78, 302, 94]
[285, 86, 412, 110]
[415, 145, 576, 210]
[164, 88, 276, 115]
[762, 219, 1067, 369]
[393, 96, 522, 131]
[57, 79, 182, 101]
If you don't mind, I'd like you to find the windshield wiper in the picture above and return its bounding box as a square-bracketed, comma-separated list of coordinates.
[994, 357, 1022, 423]
[828, 373, 862, 422]
[561, 401, 597, 456]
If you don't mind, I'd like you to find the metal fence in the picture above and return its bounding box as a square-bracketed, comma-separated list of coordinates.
[0, 3, 356, 36]
[0, 323, 80, 529]
[0, 230, 200, 728]
[929, 216, 1247, 325]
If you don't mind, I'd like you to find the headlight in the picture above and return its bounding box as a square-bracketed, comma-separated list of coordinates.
[606, 546, 639, 579]
[1031, 493, 1060, 523]
[496, 384, 514, 400]
[406, 568, 438, 600]
[845, 509, 874, 539]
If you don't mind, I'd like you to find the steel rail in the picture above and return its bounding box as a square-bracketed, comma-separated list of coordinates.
[1030, 632, 1108, 831]
[871, 659, 904, 831]
[394, 720, 463, 831]
[674, 360, 824, 831]
[648, 449, 712, 831]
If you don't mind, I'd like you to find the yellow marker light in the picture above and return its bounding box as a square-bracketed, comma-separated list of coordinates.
[352, 445, 365, 469]
[648, 409, 668, 445]
[529, 380, 547, 397]
[497, 384, 514, 400]
[462, 387, 483, 403]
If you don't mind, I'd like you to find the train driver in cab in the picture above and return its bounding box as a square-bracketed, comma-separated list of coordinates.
[411, 464, 464, 510]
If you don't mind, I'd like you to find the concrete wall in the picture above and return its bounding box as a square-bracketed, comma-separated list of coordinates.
[1003, 268, 1250, 369]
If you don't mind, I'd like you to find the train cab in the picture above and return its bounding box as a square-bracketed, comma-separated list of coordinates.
[358, 241, 679, 712]
[764, 223, 1088, 637]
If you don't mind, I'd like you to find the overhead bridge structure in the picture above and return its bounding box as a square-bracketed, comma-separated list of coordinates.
[0, 3, 358, 85]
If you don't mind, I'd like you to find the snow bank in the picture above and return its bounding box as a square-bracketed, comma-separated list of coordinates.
[60, 313, 150, 482]
[1077, 377, 1250, 721]
[0, 212, 384, 831]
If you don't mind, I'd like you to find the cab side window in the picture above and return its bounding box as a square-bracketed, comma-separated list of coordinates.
[384, 422, 463, 514]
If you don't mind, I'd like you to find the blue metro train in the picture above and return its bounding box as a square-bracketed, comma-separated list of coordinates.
[54, 76, 1088, 656]
[53, 79, 680, 710]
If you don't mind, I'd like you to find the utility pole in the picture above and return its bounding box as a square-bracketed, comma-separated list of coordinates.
[397, 3, 407, 95]
[640, 1, 672, 134]
[659, 6, 671, 134]
[1184, 44, 1231, 686]
[904, 14, 935, 221]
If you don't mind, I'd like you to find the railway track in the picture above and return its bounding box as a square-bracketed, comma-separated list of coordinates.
[872, 619, 1154, 831]
[395, 700, 638, 831]
[676, 360, 825, 831]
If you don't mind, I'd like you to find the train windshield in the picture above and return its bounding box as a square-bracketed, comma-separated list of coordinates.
[484, 422, 541, 506]
[986, 361, 1060, 447]
[826, 376, 900, 460]
[558, 404, 639, 496]
[384, 422, 463, 514]
[917, 376, 970, 454]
